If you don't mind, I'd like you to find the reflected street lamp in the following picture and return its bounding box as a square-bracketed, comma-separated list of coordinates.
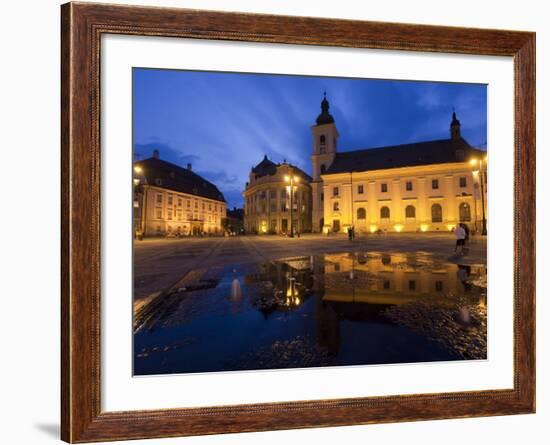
[284, 173, 300, 238]
[469, 157, 487, 236]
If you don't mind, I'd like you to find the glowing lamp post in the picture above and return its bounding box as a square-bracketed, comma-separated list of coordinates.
[134, 165, 146, 239]
[284, 173, 300, 238]
[469, 157, 487, 236]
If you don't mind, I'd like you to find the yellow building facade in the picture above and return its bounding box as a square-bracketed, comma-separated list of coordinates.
[243, 156, 312, 235]
[310, 95, 487, 234]
[134, 151, 226, 237]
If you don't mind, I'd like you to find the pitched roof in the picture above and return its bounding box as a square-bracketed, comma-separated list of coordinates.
[135, 157, 226, 202]
[324, 138, 485, 174]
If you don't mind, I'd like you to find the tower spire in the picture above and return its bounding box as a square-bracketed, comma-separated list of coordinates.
[316, 92, 334, 125]
[450, 108, 461, 140]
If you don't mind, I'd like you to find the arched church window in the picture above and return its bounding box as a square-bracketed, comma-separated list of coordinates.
[320, 134, 326, 145]
[459, 202, 471, 222]
[357, 208, 366, 220]
[380, 206, 390, 219]
[405, 205, 416, 219]
[431, 203, 443, 222]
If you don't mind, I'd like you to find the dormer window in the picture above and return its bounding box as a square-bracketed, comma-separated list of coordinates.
[155, 178, 162, 186]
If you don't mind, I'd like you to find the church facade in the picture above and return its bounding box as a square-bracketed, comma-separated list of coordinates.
[310, 95, 487, 234]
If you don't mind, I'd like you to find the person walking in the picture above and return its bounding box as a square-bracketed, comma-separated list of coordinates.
[454, 224, 466, 255]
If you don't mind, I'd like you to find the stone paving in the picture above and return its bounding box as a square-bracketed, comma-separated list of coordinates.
[134, 233, 486, 301]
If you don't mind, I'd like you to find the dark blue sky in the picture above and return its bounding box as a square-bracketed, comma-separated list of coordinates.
[133, 68, 487, 209]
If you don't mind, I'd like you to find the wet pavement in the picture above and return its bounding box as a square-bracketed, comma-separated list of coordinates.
[134, 251, 487, 375]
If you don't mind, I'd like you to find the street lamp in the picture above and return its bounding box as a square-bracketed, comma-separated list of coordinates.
[284, 173, 300, 237]
[134, 164, 146, 239]
[469, 157, 487, 236]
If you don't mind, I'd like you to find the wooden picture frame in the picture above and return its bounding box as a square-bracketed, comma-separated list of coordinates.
[61, 2, 535, 442]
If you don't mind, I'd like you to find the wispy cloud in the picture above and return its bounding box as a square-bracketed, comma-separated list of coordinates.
[134, 69, 487, 208]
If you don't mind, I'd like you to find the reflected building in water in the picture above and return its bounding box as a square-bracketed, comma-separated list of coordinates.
[246, 252, 486, 356]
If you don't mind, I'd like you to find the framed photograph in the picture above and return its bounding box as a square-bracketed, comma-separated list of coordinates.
[61, 2, 535, 442]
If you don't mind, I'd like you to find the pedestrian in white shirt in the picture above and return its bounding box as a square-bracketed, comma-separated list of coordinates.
[454, 224, 466, 254]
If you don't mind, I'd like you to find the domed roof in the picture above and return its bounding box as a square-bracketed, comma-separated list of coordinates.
[315, 92, 335, 125]
[252, 155, 277, 177]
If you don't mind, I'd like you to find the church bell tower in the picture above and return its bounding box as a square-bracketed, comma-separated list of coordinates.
[311, 93, 339, 232]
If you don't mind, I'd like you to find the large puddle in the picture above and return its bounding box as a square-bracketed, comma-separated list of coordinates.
[134, 252, 487, 375]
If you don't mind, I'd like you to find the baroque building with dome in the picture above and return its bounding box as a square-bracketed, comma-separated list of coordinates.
[243, 156, 312, 235]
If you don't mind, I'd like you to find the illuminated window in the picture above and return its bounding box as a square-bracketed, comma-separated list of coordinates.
[459, 202, 471, 222]
[431, 204, 443, 223]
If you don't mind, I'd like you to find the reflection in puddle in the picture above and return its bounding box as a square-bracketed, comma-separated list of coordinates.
[134, 252, 487, 375]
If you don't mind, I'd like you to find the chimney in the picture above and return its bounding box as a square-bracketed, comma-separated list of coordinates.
[153, 149, 160, 159]
[187, 163, 192, 171]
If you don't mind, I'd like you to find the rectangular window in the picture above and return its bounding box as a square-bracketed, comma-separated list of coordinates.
[432, 179, 439, 190]
[383, 280, 390, 290]
[435, 280, 444, 292]
[167, 209, 173, 220]
[177, 198, 182, 207]
[381, 183, 388, 193]
[459, 177, 467, 187]
[156, 193, 163, 204]
[167, 195, 173, 205]
[406, 181, 413, 191]
[357, 185, 364, 194]
[156, 209, 162, 219]
[333, 187, 339, 196]
[408, 280, 416, 291]
[187, 200, 190, 207]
